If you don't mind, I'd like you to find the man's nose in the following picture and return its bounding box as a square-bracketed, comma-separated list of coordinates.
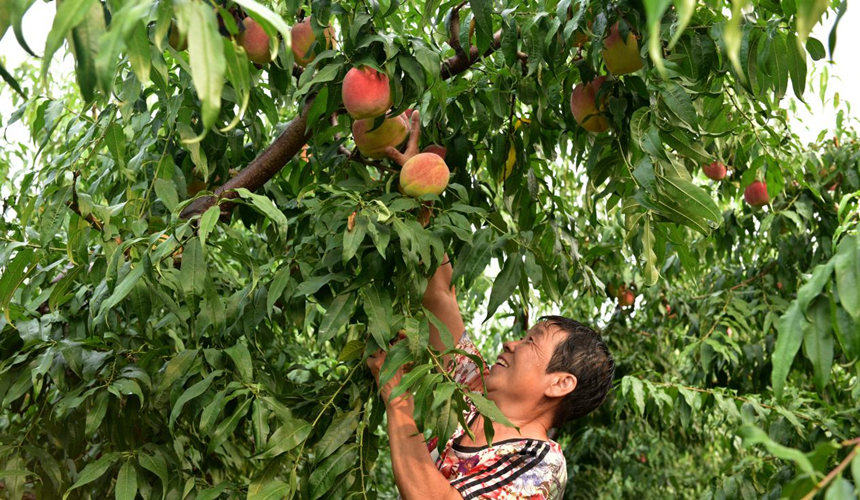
[503, 340, 518, 352]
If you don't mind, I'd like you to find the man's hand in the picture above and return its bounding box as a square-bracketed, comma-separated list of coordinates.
[367, 348, 414, 412]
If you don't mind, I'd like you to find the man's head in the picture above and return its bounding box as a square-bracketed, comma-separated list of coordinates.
[485, 315, 614, 428]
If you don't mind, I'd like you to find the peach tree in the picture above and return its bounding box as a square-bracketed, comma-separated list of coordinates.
[0, 0, 857, 497]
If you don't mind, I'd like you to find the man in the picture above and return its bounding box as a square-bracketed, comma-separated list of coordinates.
[368, 256, 615, 499]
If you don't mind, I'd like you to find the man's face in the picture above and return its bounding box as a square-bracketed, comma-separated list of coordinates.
[485, 322, 569, 404]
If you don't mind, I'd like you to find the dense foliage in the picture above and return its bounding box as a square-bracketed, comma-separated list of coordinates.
[0, 0, 858, 497]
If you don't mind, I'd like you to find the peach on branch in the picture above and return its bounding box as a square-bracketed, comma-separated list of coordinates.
[352, 114, 409, 159]
[570, 76, 609, 133]
[421, 144, 447, 159]
[290, 18, 335, 67]
[743, 181, 769, 207]
[602, 22, 643, 75]
[342, 67, 392, 119]
[383, 111, 450, 198]
[703, 161, 727, 180]
[239, 16, 271, 65]
[399, 153, 450, 197]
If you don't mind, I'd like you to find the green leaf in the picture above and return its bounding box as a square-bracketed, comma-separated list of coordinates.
[247, 479, 291, 500]
[267, 266, 291, 315]
[641, 218, 659, 285]
[308, 444, 357, 500]
[115, 461, 138, 500]
[343, 213, 368, 263]
[669, 0, 696, 49]
[362, 287, 393, 348]
[318, 293, 355, 343]
[470, 0, 493, 53]
[254, 417, 312, 459]
[198, 206, 220, 248]
[207, 397, 253, 452]
[43, 0, 98, 84]
[723, 0, 748, 76]
[179, 237, 206, 296]
[802, 297, 833, 391]
[95, 260, 145, 324]
[786, 32, 807, 98]
[660, 82, 698, 130]
[235, 188, 288, 236]
[85, 391, 109, 435]
[468, 392, 517, 430]
[795, 0, 829, 44]
[230, 0, 292, 40]
[169, 370, 221, 430]
[657, 174, 721, 224]
[157, 349, 200, 393]
[772, 261, 833, 398]
[225, 340, 254, 381]
[643, 0, 671, 74]
[154, 178, 179, 211]
[738, 425, 815, 476]
[137, 451, 169, 500]
[0, 61, 26, 98]
[94, 1, 151, 94]
[834, 233, 860, 320]
[178, 1, 226, 131]
[313, 408, 360, 464]
[63, 452, 121, 499]
[824, 477, 854, 500]
[662, 129, 711, 165]
[484, 254, 523, 322]
[0, 247, 35, 313]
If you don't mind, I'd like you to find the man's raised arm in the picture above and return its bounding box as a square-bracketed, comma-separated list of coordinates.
[422, 254, 466, 353]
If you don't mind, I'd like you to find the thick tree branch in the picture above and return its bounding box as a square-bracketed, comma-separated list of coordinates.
[440, 29, 503, 79]
[180, 32, 507, 220]
[180, 100, 312, 219]
[447, 1, 469, 60]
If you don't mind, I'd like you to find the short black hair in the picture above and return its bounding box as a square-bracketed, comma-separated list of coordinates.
[540, 315, 615, 427]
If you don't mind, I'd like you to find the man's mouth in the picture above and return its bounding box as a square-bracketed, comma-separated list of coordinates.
[494, 357, 509, 368]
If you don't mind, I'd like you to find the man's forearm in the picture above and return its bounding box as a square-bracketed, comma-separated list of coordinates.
[387, 403, 463, 500]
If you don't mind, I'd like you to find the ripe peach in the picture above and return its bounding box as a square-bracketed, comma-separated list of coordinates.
[618, 287, 635, 307]
[602, 22, 643, 75]
[422, 144, 447, 159]
[570, 76, 609, 133]
[743, 181, 769, 207]
[239, 17, 271, 65]
[703, 161, 727, 180]
[342, 67, 392, 119]
[399, 152, 450, 197]
[352, 114, 409, 159]
[290, 18, 335, 67]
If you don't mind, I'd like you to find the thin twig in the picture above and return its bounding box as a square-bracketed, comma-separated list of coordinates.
[800, 443, 860, 500]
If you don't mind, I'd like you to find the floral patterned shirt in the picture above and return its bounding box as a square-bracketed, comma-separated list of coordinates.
[426, 333, 567, 499]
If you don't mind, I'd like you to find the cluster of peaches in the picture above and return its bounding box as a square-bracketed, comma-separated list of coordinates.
[568, 21, 770, 208]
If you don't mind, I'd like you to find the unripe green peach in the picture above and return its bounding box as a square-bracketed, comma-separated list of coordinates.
[352, 114, 409, 159]
[399, 153, 450, 197]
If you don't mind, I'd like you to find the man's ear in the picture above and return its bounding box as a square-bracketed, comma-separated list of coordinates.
[545, 373, 577, 398]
